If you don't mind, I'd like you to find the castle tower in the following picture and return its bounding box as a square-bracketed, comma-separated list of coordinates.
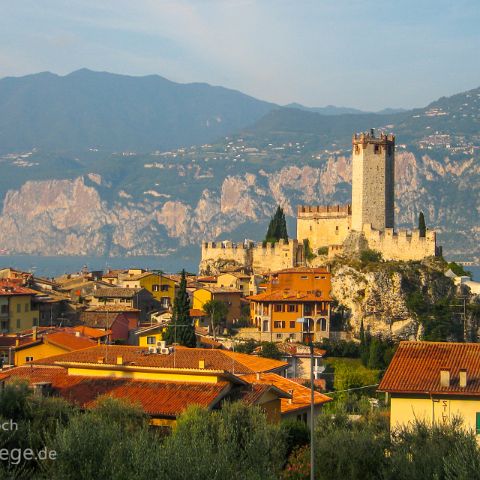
[351, 130, 395, 232]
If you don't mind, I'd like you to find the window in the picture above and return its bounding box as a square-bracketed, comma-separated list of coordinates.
[287, 304, 296, 313]
[274, 304, 282, 312]
[161, 285, 169, 291]
[290, 321, 296, 329]
[274, 321, 285, 329]
[0, 305, 7, 314]
[321, 318, 327, 331]
[476, 413, 480, 434]
[25, 356, 33, 362]
[33, 318, 38, 326]
[276, 334, 282, 339]
[301, 276, 308, 280]
[16, 304, 21, 313]
[152, 284, 160, 292]
[16, 319, 20, 329]
[374, 144, 380, 154]
[147, 336, 156, 345]
[25, 303, 29, 312]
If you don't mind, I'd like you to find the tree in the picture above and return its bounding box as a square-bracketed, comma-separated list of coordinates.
[164, 269, 196, 347]
[203, 299, 229, 340]
[265, 206, 288, 243]
[259, 342, 282, 360]
[418, 211, 426, 237]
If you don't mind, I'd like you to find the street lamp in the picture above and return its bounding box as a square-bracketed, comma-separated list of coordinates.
[297, 316, 315, 480]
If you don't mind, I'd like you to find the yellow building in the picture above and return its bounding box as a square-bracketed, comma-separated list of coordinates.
[0, 281, 40, 333]
[134, 324, 165, 347]
[217, 272, 253, 296]
[379, 342, 480, 436]
[118, 271, 176, 308]
[192, 287, 242, 327]
[0, 345, 291, 426]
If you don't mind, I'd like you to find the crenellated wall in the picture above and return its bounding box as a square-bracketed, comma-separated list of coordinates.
[361, 225, 438, 261]
[199, 239, 300, 274]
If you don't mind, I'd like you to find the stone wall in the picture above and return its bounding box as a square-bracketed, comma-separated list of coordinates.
[199, 239, 300, 274]
[297, 204, 352, 251]
[362, 225, 438, 261]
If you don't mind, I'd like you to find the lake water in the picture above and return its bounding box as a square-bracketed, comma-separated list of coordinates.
[0, 254, 479, 281]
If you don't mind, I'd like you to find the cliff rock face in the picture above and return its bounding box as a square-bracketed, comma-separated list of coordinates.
[330, 259, 455, 340]
[0, 147, 477, 260]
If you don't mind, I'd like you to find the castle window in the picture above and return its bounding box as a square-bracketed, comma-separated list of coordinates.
[374, 145, 380, 154]
[355, 145, 360, 154]
[310, 226, 312, 231]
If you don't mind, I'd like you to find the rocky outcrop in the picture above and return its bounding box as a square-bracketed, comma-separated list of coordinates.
[330, 259, 455, 340]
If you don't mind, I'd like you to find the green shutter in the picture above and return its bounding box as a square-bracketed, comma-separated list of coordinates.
[476, 413, 480, 434]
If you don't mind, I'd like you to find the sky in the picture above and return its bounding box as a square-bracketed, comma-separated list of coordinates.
[1, 0, 479, 111]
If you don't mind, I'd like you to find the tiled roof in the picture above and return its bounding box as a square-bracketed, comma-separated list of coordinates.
[273, 267, 330, 275]
[94, 288, 143, 298]
[43, 332, 97, 351]
[189, 309, 207, 317]
[242, 373, 332, 413]
[73, 326, 112, 339]
[0, 366, 229, 416]
[378, 341, 480, 396]
[0, 281, 39, 296]
[85, 305, 140, 312]
[248, 290, 331, 302]
[197, 286, 243, 294]
[34, 345, 288, 374]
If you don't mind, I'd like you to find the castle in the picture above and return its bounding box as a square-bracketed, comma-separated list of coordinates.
[200, 130, 441, 274]
[298, 130, 441, 261]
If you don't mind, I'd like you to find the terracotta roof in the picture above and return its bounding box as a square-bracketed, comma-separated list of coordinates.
[197, 336, 224, 349]
[236, 383, 276, 404]
[0, 366, 229, 417]
[94, 288, 143, 298]
[197, 286, 243, 294]
[189, 309, 207, 317]
[85, 305, 140, 312]
[242, 373, 332, 413]
[272, 267, 330, 275]
[379, 341, 480, 396]
[34, 345, 288, 375]
[290, 377, 327, 391]
[73, 326, 112, 339]
[274, 343, 327, 357]
[43, 332, 97, 351]
[248, 290, 331, 302]
[0, 281, 39, 296]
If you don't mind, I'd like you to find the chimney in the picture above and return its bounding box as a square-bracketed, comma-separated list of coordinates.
[459, 369, 467, 388]
[75, 331, 81, 337]
[440, 368, 450, 388]
[288, 389, 294, 404]
[15, 338, 20, 347]
[198, 359, 205, 369]
[97, 357, 105, 364]
[256, 372, 261, 380]
[116, 356, 123, 365]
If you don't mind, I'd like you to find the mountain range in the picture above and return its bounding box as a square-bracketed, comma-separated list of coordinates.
[0, 70, 478, 265]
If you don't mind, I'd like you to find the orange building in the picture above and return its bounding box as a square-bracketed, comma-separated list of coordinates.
[248, 267, 332, 342]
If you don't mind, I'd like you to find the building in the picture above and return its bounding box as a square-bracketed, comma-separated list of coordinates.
[0, 280, 40, 333]
[192, 287, 243, 328]
[248, 268, 332, 342]
[0, 345, 293, 426]
[132, 324, 165, 347]
[81, 305, 140, 342]
[378, 341, 480, 435]
[297, 130, 440, 261]
[274, 343, 327, 380]
[117, 271, 176, 309]
[88, 287, 158, 322]
[241, 372, 331, 423]
[0, 328, 96, 366]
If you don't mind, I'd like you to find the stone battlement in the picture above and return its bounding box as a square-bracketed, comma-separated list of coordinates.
[352, 130, 395, 145]
[362, 224, 438, 261]
[297, 204, 352, 218]
[202, 241, 253, 250]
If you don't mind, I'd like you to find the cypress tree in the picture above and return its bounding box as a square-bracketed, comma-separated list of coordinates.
[164, 269, 196, 347]
[418, 211, 426, 237]
[265, 206, 288, 242]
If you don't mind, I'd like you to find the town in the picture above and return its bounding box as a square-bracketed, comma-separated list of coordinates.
[1, 130, 480, 478]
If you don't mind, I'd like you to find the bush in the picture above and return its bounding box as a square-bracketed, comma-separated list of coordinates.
[280, 419, 310, 456]
[317, 246, 329, 256]
[235, 338, 259, 354]
[360, 249, 382, 263]
[259, 342, 283, 360]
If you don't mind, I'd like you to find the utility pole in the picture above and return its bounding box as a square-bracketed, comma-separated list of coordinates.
[309, 327, 315, 480]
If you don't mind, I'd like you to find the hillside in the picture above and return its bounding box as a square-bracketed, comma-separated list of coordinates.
[0, 80, 478, 263]
[0, 69, 275, 152]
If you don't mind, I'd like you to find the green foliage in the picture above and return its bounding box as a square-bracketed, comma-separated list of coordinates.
[317, 246, 329, 255]
[203, 299, 229, 337]
[280, 419, 310, 457]
[418, 211, 426, 237]
[406, 291, 461, 341]
[447, 262, 472, 278]
[314, 338, 360, 358]
[164, 269, 196, 347]
[235, 338, 259, 354]
[259, 342, 283, 360]
[162, 403, 286, 480]
[359, 249, 383, 264]
[302, 239, 316, 262]
[265, 205, 288, 243]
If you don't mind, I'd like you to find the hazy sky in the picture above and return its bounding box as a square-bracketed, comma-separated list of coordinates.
[1, 0, 479, 110]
